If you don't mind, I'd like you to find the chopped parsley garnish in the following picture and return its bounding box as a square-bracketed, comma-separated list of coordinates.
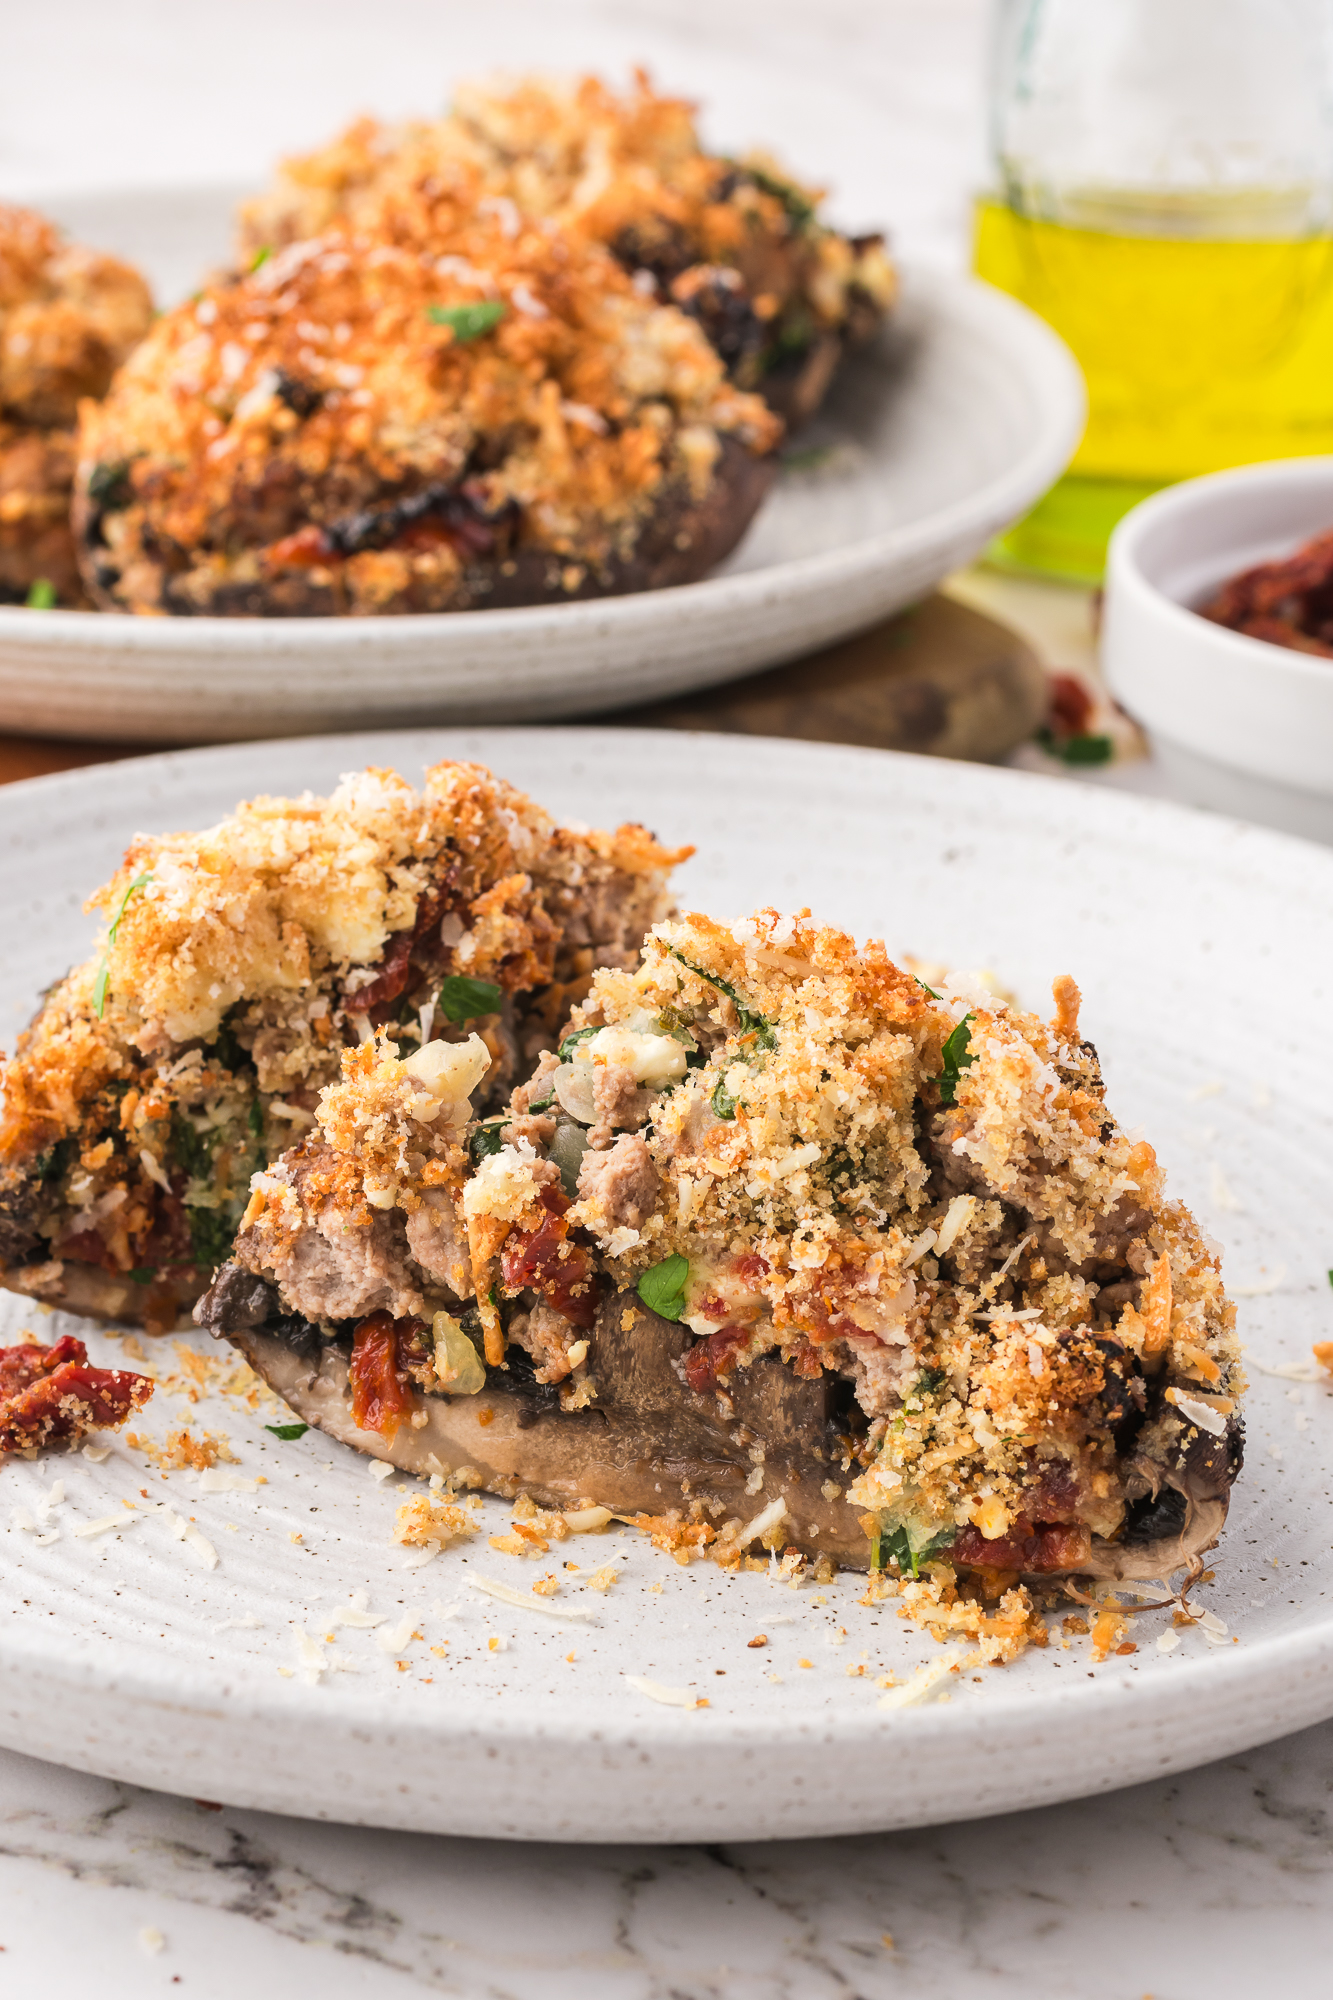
[437, 975, 502, 1023]
[651, 1007, 698, 1050]
[129, 1268, 155, 1286]
[36, 1137, 75, 1185]
[248, 1097, 265, 1139]
[527, 1087, 555, 1112]
[186, 1206, 235, 1271]
[558, 1024, 601, 1062]
[170, 1106, 213, 1181]
[87, 459, 134, 513]
[739, 161, 817, 229]
[711, 1076, 738, 1120]
[248, 245, 272, 272]
[936, 1012, 976, 1107]
[780, 445, 834, 473]
[468, 1117, 508, 1162]
[667, 950, 776, 1049]
[24, 578, 56, 610]
[915, 1366, 949, 1398]
[93, 871, 153, 1018]
[265, 1422, 308, 1441]
[1036, 726, 1114, 768]
[637, 1253, 690, 1322]
[210, 1014, 248, 1073]
[882, 1523, 955, 1579]
[427, 301, 507, 342]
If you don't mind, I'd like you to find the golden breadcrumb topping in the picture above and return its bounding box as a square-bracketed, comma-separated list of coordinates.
[243, 1028, 483, 1232]
[236, 71, 896, 349]
[80, 760, 680, 1054]
[0, 761, 683, 1320]
[255, 901, 1241, 1583]
[78, 182, 778, 615]
[0, 203, 153, 429]
[0, 204, 152, 605]
[480, 909, 1240, 1557]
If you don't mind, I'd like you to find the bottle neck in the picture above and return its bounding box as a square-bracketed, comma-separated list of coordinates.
[989, 0, 1333, 239]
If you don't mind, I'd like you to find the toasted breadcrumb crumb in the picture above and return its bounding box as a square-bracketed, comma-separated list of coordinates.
[394, 1494, 480, 1550]
[125, 1426, 238, 1471]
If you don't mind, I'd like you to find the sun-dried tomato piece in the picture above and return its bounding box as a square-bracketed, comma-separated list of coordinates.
[348, 1311, 417, 1441]
[0, 1357, 153, 1453]
[133, 1185, 196, 1275]
[1203, 527, 1333, 655]
[57, 1227, 117, 1271]
[348, 888, 450, 1017]
[500, 1190, 598, 1329]
[1031, 1522, 1094, 1569]
[391, 514, 495, 558]
[1023, 1464, 1082, 1524]
[350, 929, 415, 1016]
[0, 1335, 87, 1398]
[683, 1323, 751, 1394]
[945, 1514, 1092, 1574]
[1047, 672, 1094, 738]
[796, 1296, 863, 1346]
[267, 524, 334, 570]
[693, 1292, 732, 1324]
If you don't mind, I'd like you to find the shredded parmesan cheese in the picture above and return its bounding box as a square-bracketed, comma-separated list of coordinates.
[469, 1573, 598, 1620]
[876, 1655, 958, 1709]
[624, 1674, 708, 1710]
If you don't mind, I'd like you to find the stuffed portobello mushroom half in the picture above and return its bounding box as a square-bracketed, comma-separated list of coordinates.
[0, 202, 153, 607]
[73, 183, 780, 618]
[235, 70, 897, 428]
[0, 759, 686, 1329]
[200, 910, 1243, 1586]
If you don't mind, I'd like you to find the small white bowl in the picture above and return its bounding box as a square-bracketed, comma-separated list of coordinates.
[1103, 457, 1333, 840]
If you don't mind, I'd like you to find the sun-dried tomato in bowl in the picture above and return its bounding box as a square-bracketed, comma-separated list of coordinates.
[1201, 526, 1333, 657]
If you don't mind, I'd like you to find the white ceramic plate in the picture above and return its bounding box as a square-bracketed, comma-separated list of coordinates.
[0, 186, 1082, 742]
[0, 728, 1328, 1844]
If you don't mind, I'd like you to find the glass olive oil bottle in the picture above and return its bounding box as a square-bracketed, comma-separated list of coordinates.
[976, 0, 1333, 582]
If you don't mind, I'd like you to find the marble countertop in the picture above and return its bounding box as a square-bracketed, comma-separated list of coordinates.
[4, 2, 1331, 1992]
[4, 1722, 1329, 1998]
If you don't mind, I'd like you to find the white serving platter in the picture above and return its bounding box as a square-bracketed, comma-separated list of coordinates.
[0, 184, 1082, 742]
[0, 728, 1327, 1845]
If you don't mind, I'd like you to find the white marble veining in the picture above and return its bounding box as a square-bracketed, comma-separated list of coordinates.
[1, 1721, 1329, 1998]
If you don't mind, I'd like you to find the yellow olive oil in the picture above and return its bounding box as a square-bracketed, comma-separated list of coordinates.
[974, 196, 1333, 579]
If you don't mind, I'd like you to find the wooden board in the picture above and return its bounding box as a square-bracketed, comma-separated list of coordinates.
[601, 591, 1048, 762]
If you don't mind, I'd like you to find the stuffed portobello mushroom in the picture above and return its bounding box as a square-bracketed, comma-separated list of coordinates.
[236, 70, 897, 428]
[73, 185, 780, 618]
[0, 759, 686, 1329]
[200, 910, 1243, 1587]
[0, 203, 153, 608]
